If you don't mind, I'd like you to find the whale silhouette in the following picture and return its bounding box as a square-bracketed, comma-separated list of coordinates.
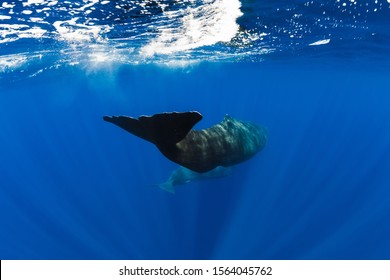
[103, 111, 267, 173]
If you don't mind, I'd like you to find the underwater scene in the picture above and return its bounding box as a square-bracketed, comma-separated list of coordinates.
[1, 0, 390, 259]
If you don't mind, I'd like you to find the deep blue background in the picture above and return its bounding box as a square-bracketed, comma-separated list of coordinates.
[1, 60, 390, 259]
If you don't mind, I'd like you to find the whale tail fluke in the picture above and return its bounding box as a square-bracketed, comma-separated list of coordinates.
[103, 111, 202, 146]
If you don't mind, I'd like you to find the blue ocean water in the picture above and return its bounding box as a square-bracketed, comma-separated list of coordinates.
[1, 0, 390, 260]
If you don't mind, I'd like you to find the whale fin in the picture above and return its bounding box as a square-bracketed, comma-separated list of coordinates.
[158, 182, 175, 194]
[103, 111, 202, 146]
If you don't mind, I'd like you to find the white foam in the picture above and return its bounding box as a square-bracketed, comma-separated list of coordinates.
[0, 24, 30, 39]
[0, 0, 260, 68]
[18, 26, 47, 38]
[0, 24, 47, 43]
[23, 0, 47, 7]
[2, 2, 15, 9]
[0, 54, 27, 72]
[141, 0, 243, 56]
[309, 39, 331, 46]
[53, 18, 110, 42]
[77, 0, 99, 12]
[0, 24, 30, 29]
[0, 38, 17, 44]
[29, 17, 45, 22]
[0, 15, 12, 20]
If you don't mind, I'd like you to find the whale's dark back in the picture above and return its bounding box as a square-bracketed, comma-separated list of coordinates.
[173, 115, 267, 172]
[104, 112, 266, 173]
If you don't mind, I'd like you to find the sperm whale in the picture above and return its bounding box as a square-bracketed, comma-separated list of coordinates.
[103, 111, 267, 173]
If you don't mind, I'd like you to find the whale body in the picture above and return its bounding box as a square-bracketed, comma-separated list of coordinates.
[103, 111, 267, 173]
[158, 166, 233, 194]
